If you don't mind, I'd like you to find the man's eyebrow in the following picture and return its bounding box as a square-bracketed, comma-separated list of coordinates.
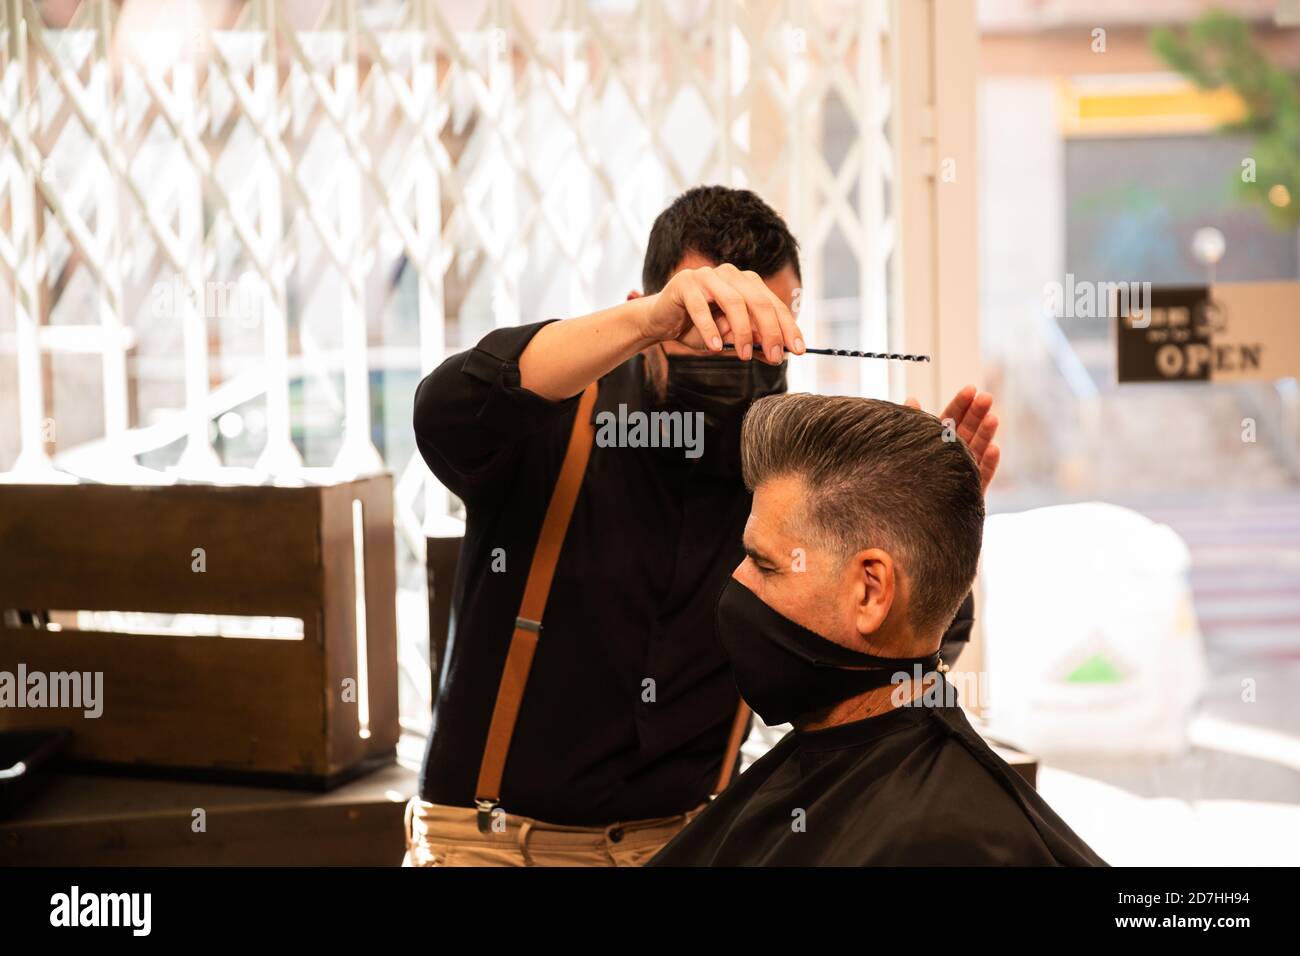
[743, 540, 778, 566]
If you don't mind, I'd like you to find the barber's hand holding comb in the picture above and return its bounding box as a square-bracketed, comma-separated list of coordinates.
[640, 263, 805, 364]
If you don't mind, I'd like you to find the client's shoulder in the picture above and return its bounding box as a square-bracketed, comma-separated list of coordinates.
[876, 706, 1105, 866]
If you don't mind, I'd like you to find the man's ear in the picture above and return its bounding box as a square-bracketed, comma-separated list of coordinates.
[853, 548, 896, 640]
[627, 290, 642, 300]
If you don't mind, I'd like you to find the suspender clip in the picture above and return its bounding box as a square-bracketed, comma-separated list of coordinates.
[475, 798, 498, 834]
[515, 616, 542, 633]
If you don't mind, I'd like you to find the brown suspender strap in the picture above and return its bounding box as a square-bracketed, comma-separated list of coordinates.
[474, 382, 598, 830]
[471, 380, 750, 828]
[712, 701, 750, 795]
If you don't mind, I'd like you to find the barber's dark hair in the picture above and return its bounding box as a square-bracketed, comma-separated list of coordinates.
[741, 394, 984, 641]
[641, 186, 801, 294]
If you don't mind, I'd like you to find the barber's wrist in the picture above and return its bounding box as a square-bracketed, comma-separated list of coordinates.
[619, 293, 664, 350]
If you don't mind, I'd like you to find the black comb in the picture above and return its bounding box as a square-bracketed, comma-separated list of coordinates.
[721, 344, 930, 362]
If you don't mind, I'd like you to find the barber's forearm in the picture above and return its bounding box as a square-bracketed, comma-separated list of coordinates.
[519, 297, 659, 401]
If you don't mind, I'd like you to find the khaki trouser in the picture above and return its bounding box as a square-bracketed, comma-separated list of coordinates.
[402, 798, 706, 867]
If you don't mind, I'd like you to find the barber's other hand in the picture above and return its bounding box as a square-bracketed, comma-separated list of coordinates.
[638, 264, 805, 363]
[905, 386, 1000, 494]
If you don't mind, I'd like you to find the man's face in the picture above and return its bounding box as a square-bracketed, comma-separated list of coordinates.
[658, 252, 801, 358]
[733, 474, 867, 651]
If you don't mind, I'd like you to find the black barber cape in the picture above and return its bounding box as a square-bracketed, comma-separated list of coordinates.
[649, 678, 1107, 866]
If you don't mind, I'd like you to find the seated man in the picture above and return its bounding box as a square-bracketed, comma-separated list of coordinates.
[649, 394, 1105, 866]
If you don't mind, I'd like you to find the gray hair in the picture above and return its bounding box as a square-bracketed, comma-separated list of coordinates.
[740, 393, 984, 639]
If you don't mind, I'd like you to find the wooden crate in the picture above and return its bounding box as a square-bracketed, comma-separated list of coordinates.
[0, 477, 398, 788]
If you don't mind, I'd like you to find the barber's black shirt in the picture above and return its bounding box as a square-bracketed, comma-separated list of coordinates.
[649, 679, 1106, 866]
[413, 321, 973, 826]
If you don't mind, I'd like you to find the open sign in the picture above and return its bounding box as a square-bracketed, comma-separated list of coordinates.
[1153, 342, 1263, 378]
[1116, 284, 1293, 383]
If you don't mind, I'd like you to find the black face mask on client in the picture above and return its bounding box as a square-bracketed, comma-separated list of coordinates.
[715, 577, 943, 727]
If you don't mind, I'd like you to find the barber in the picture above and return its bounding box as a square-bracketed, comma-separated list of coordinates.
[404, 186, 1000, 866]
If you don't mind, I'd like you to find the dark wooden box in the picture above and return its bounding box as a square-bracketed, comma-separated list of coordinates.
[0, 477, 398, 788]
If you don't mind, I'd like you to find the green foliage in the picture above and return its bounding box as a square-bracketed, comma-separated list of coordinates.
[1152, 10, 1300, 229]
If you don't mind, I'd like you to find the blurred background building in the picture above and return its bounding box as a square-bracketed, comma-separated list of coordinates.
[978, 0, 1300, 866]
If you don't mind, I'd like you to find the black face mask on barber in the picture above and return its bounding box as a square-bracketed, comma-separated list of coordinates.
[663, 353, 786, 415]
[657, 355, 785, 474]
[715, 577, 944, 727]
